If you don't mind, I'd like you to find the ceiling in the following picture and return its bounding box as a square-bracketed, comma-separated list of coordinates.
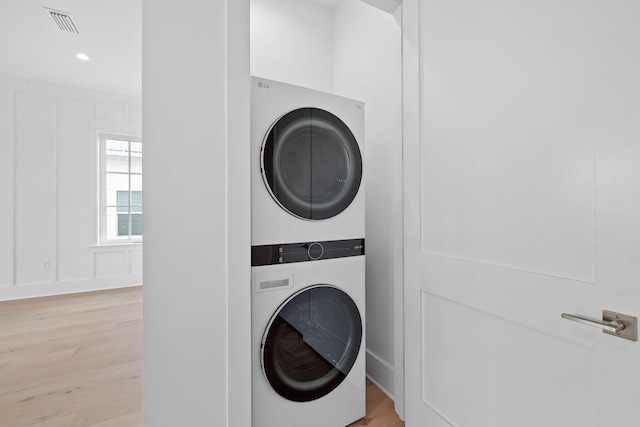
[0, 0, 348, 99]
[305, 0, 343, 9]
[0, 0, 141, 97]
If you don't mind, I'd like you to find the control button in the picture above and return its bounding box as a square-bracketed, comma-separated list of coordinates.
[307, 242, 324, 260]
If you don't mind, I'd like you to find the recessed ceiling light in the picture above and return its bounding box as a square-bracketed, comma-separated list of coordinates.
[76, 53, 90, 61]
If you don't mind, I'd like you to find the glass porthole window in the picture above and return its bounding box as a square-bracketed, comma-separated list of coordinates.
[261, 108, 362, 220]
[261, 285, 362, 402]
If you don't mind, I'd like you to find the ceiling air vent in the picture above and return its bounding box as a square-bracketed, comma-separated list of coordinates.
[44, 8, 80, 34]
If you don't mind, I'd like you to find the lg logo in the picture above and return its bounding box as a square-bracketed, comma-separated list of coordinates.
[257, 81, 270, 89]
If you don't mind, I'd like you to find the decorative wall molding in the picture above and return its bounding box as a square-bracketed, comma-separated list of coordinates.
[0, 77, 142, 300]
[0, 276, 142, 302]
[366, 349, 395, 399]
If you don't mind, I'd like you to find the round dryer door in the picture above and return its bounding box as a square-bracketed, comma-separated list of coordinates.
[261, 285, 362, 402]
[261, 108, 362, 220]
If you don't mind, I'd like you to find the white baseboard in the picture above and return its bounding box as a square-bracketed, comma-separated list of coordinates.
[366, 348, 395, 400]
[0, 275, 142, 301]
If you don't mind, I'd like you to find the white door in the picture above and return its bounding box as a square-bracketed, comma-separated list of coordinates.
[402, 0, 640, 426]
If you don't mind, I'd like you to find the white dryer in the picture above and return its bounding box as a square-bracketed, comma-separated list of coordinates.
[251, 250, 365, 427]
[251, 77, 365, 246]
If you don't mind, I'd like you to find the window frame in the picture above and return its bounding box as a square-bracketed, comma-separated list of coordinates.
[99, 133, 143, 245]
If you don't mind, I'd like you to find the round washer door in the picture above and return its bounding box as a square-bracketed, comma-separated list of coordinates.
[261, 285, 362, 402]
[261, 108, 362, 220]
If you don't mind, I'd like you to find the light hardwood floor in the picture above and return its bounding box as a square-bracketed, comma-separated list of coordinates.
[0, 287, 403, 427]
[347, 379, 405, 427]
[0, 287, 143, 427]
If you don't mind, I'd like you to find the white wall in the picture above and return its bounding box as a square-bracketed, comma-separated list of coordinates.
[250, 0, 334, 92]
[142, 0, 251, 425]
[333, 0, 402, 398]
[250, 0, 402, 400]
[0, 76, 142, 301]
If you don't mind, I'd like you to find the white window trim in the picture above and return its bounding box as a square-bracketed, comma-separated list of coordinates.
[99, 132, 143, 245]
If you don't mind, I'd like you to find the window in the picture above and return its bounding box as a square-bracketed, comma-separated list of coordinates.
[100, 134, 142, 243]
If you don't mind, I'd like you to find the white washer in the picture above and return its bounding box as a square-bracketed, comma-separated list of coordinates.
[251, 77, 365, 246]
[252, 254, 365, 427]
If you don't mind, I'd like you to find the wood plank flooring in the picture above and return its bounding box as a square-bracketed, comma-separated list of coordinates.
[0, 287, 143, 427]
[347, 379, 405, 427]
[0, 287, 404, 427]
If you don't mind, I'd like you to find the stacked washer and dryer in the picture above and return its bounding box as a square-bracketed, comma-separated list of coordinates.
[250, 77, 366, 427]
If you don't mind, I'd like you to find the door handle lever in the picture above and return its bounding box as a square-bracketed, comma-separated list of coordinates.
[561, 310, 637, 342]
[561, 313, 624, 332]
